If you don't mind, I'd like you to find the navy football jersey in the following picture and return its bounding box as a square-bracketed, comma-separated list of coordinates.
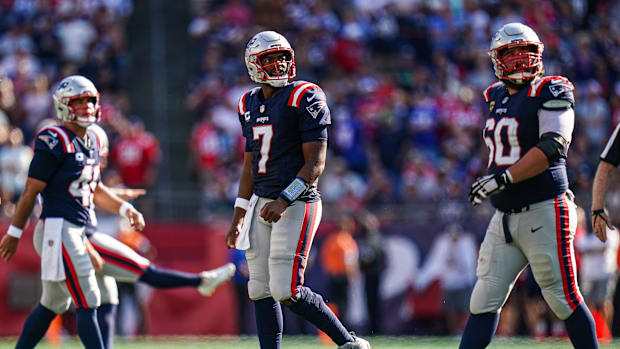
[29, 125, 101, 226]
[237, 81, 331, 201]
[482, 76, 575, 211]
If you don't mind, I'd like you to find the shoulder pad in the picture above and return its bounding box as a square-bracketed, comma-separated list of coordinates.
[482, 81, 504, 103]
[237, 87, 260, 116]
[35, 126, 75, 153]
[527, 76, 574, 98]
[288, 81, 322, 108]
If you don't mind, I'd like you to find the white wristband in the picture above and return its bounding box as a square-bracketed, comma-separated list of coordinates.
[7, 225, 23, 239]
[119, 201, 135, 218]
[234, 198, 250, 211]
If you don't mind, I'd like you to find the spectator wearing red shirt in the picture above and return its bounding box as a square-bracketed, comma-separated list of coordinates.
[110, 117, 160, 188]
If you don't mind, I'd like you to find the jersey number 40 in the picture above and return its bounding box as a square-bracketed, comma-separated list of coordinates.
[69, 164, 100, 207]
[484, 117, 521, 167]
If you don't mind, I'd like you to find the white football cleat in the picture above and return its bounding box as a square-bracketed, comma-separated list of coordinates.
[338, 334, 371, 349]
[198, 263, 236, 296]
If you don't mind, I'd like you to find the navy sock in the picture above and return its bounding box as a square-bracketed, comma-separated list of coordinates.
[286, 287, 354, 346]
[16, 304, 57, 349]
[138, 265, 201, 288]
[254, 298, 283, 349]
[459, 312, 500, 349]
[97, 304, 117, 349]
[564, 303, 599, 349]
[76, 308, 104, 349]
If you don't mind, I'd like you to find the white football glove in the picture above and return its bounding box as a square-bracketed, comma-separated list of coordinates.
[468, 170, 513, 205]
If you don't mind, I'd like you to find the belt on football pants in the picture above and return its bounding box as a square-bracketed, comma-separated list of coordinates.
[498, 190, 575, 244]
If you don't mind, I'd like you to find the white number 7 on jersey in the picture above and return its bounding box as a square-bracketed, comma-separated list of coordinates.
[252, 125, 273, 174]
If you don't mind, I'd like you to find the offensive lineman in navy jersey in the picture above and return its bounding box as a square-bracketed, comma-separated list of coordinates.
[225, 31, 370, 349]
[461, 23, 598, 348]
[0, 75, 144, 349]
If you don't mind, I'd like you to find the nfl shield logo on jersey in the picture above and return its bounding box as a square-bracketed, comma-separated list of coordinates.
[48, 240, 54, 247]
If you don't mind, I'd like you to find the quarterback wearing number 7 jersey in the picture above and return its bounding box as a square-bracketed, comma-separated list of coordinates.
[225, 31, 369, 349]
[461, 23, 598, 348]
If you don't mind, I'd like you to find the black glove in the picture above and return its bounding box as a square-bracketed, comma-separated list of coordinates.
[469, 170, 513, 205]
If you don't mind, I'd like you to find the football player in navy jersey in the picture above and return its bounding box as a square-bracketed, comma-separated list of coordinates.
[0, 75, 145, 349]
[86, 124, 235, 349]
[461, 23, 598, 348]
[225, 31, 370, 349]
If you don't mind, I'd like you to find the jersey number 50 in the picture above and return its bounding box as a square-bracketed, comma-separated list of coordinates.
[484, 117, 521, 167]
[252, 125, 273, 174]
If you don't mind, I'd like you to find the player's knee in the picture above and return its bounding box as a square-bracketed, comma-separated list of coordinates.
[469, 279, 504, 314]
[541, 289, 576, 320]
[83, 287, 101, 309]
[41, 296, 72, 314]
[269, 282, 292, 302]
[248, 279, 270, 300]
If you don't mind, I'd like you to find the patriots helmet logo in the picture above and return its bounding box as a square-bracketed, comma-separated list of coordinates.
[38, 134, 59, 149]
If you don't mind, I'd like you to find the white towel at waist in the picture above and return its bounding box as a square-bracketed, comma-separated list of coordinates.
[41, 218, 66, 281]
[236, 194, 258, 250]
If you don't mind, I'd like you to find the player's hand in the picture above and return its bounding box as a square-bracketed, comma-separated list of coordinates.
[259, 198, 288, 223]
[86, 243, 105, 272]
[226, 224, 242, 249]
[469, 171, 513, 205]
[118, 188, 147, 200]
[126, 208, 146, 231]
[592, 209, 614, 243]
[0, 235, 19, 262]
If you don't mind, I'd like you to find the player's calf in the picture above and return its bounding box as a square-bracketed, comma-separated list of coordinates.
[285, 286, 355, 346]
[564, 303, 598, 349]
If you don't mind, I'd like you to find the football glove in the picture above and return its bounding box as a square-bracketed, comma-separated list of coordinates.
[469, 170, 513, 205]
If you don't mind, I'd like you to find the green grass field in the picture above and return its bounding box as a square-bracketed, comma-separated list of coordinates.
[0, 336, 618, 348]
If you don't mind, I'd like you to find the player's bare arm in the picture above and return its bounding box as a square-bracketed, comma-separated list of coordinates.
[503, 146, 549, 182]
[94, 182, 145, 231]
[0, 177, 46, 261]
[591, 160, 616, 242]
[226, 151, 254, 248]
[259, 141, 326, 223]
[110, 187, 147, 200]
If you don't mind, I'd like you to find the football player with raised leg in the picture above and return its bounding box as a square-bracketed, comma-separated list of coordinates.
[462, 23, 598, 348]
[0, 75, 145, 349]
[225, 31, 370, 349]
[86, 124, 235, 349]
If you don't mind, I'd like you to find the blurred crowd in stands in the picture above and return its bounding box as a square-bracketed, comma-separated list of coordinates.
[1, 0, 620, 339]
[0, 0, 161, 219]
[185, 0, 620, 218]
